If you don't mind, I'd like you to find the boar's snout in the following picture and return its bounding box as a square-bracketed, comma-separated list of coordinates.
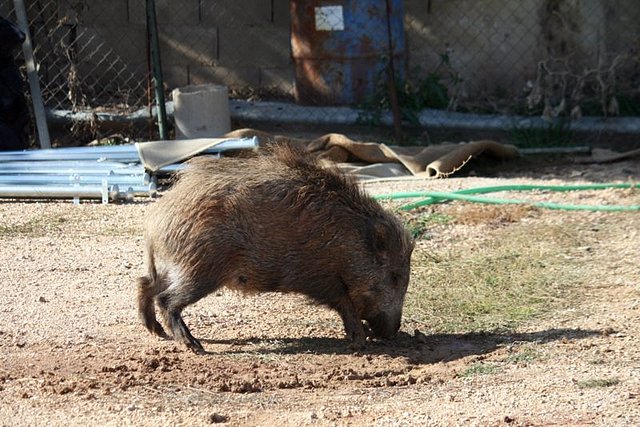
[367, 313, 401, 339]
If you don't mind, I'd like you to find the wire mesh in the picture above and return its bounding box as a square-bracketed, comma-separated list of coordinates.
[405, 0, 640, 119]
[3, 0, 639, 141]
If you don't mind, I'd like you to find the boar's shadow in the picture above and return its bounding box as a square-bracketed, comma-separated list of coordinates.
[200, 327, 602, 364]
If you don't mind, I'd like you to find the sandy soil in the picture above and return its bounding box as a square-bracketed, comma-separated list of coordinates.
[0, 157, 638, 426]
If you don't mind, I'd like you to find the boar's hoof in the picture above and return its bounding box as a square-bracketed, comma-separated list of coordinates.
[170, 314, 206, 354]
[150, 321, 171, 340]
[348, 341, 365, 351]
[347, 323, 375, 350]
[188, 341, 206, 355]
[184, 334, 206, 355]
[181, 333, 205, 354]
[346, 325, 366, 350]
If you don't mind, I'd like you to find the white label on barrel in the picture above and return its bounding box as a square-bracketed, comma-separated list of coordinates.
[315, 6, 344, 31]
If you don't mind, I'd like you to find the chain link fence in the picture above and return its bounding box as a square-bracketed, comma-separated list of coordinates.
[404, 1, 640, 121]
[4, 0, 640, 144]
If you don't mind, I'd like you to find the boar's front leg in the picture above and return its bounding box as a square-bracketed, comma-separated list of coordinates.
[335, 295, 366, 349]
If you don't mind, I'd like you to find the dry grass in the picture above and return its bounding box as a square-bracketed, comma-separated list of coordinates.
[405, 211, 586, 333]
[0, 213, 68, 237]
[0, 204, 143, 237]
[445, 204, 537, 226]
[576, 378, 620, 389]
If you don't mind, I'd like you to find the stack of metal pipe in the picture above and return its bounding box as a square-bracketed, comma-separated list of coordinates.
[0, 137, 258, 203]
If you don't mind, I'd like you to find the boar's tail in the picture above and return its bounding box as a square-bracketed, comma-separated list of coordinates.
[137, 246, 168, 338]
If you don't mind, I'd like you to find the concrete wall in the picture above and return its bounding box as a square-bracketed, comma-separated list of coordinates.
[49, 0, 294, 94]
[404, 0, 640, 103]
[16, 0, 640, 106]
[404, 0, 542, 100]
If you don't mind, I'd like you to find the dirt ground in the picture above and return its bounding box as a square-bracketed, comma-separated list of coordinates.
[0, 157, 639, 426]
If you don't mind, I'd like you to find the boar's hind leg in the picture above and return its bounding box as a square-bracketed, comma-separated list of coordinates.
[137, 275, 169, 338]
[156, 286, 206, 354]
[336, 296, 366, 350]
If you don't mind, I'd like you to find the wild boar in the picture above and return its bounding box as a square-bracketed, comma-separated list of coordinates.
[137, 144, 414, 353]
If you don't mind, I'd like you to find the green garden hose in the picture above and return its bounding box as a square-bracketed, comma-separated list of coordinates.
[374, 183, 640, 212]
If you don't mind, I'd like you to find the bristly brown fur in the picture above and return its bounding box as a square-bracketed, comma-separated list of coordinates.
[137, 143, 414, 352]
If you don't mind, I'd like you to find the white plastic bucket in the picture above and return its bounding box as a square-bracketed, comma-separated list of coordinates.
[172, 84, 231, 139]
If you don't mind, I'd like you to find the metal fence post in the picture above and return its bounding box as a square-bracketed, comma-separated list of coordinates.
[12, 0, 51, 148]
[146, 0, 168, 140]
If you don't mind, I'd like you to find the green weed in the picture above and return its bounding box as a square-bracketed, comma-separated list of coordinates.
[509, 120, 575, 148]
[577, 378, 620, 389]
[504, 348, 540, 365]
[459, 362, 501, 378]
[357, 52, 462, 131]
[404, 213, 453, 240]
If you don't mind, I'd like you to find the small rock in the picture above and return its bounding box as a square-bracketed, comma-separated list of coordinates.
[209, 413, 229, 423]
[340, 408, 353, 418]
[38, 296, 48, 303]
[58, 385, 74, 395]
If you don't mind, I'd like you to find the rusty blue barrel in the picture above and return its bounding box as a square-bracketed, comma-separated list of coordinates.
[291, 0, 405, 105]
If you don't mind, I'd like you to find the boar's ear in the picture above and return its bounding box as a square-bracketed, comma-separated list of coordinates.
[367, 218, 390, 263]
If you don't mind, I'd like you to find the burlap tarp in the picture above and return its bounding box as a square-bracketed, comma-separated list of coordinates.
[135, 137, 250, 172]
[136, 128, 520, 179]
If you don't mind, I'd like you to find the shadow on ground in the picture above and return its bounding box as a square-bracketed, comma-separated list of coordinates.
[201, 327, 603, 364]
